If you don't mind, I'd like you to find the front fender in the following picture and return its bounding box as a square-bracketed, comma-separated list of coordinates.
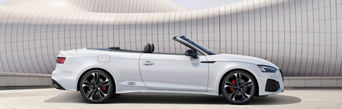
[207, 61, 262, 95]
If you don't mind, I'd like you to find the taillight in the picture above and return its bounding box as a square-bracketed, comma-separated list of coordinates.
[56, 57, 66, 64]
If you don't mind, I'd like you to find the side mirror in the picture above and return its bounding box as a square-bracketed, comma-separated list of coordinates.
[185, 49, 198, 59]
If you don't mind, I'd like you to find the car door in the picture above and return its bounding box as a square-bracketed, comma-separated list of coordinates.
[139, 53, 209, 91]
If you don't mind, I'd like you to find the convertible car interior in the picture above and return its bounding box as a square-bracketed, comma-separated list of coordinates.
[88, 43, 155, 53]
[143, 43, 155, 53]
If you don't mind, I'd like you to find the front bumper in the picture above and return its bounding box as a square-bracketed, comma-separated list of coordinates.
[256, 69, 284, 96]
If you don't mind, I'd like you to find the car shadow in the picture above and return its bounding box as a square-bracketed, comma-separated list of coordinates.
[45, 92, 301, 105]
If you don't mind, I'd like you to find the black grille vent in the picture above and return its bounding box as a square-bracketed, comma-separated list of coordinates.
[265, 79, 280, 92]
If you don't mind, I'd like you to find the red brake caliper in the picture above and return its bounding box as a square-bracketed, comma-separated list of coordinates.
[101, 86, 107, 91]
[230, 79, 236, 92]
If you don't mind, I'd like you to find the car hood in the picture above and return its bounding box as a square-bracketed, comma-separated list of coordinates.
[210, 54, 279, 69]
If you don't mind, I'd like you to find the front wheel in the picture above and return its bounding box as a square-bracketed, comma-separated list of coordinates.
[221, 70, 257, 104]
[79, 70, 114, 103]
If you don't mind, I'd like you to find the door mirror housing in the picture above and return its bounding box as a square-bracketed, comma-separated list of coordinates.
[185, 49, 198, 59]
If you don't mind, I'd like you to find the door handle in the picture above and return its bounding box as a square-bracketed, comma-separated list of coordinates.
[143, 61, 154, 66]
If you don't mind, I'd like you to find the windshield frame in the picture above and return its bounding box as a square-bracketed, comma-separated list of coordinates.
[173, 36, 216, 55]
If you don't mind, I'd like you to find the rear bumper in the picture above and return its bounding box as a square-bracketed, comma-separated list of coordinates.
[52, 68, 79, 91]
[52, 79, 65, 90]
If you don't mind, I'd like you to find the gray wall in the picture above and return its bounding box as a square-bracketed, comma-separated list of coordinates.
[0, 0, 341, 77]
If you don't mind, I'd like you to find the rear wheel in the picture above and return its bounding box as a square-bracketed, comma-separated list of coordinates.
[221, 70, 256, 104]
[79, 69, 114, 103]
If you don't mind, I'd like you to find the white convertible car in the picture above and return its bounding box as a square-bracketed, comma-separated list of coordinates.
[52, 36, 284, 104]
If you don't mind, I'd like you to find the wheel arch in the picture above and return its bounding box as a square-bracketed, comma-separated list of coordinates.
[218, 68, 259, 96]
[76, 68, 116, 91]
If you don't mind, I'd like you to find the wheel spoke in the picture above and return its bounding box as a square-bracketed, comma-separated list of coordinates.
[94, 72, 100, 83]
[241, 80, 252, 87]
[99, 89, 108, 97]
[238, 73, 242, 85]
[82, 80, 94, 87]
[83, 80, 92, 85]
[234, 73, 240, 85]
[100, 78, 109, 85]
[224, 82, 234, 88]
[228, 90, 238, 101]
[241, 89, 251, 99]
[224, 84, 234, 88]
[87, 89, 96, 100]
[226, 81, 234, 85]
[234, 73, 238, 82]
[90, 73, 96, 84]
[82, 83, 92, 88]
[102, 81, 110, 87]
[86, 91, 92, 98]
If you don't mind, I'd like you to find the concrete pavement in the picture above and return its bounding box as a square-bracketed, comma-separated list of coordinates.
[0, 88, 341, 109]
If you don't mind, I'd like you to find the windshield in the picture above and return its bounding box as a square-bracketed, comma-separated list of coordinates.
[180, 36, 216, 55]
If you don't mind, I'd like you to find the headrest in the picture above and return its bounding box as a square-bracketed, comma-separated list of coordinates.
[143, 43, 154, 53]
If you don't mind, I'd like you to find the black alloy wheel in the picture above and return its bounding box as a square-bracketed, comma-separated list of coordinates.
[221, 70, 256, 104]
[79, 69, 114, 103]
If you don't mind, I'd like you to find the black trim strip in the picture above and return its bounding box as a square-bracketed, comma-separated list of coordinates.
[200, 61, 216, 63]
[279, 69, 284, 81]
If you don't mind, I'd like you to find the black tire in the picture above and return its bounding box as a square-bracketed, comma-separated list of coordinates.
[257, 95, 268, 98]
[221, 70, 257, 104]
[110, 94, 120, 99]
[79, 69, 115, 103]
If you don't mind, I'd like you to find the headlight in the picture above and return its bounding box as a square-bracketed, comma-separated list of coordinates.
[258, 65, 277, 73]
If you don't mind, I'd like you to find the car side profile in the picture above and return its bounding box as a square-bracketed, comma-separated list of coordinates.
[52, 36, 284, 104]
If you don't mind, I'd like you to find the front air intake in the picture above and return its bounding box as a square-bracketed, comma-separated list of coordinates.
[265, 79, 280, 92]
